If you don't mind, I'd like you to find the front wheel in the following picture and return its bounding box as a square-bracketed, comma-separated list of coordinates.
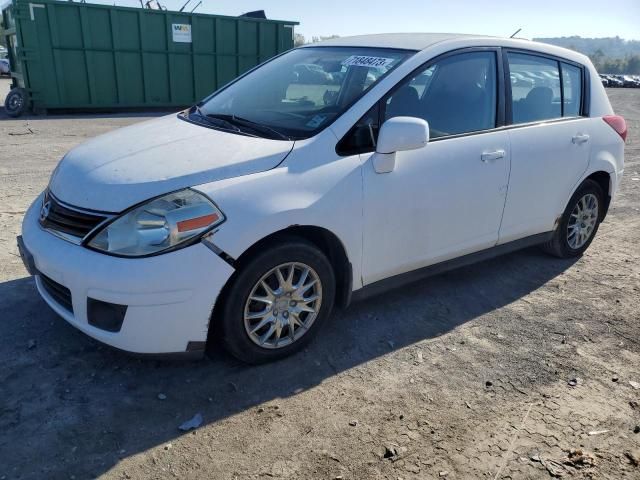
[4, 88, 28, 117]
[542, 179, 604, 258]
[219, 238, 336, 364]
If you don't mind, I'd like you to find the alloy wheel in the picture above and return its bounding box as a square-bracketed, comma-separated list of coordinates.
[567, 193, 599, 249]
[243, 262, 322, 349]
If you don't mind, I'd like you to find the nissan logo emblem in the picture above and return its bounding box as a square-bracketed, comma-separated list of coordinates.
[40, 200, 51, 222]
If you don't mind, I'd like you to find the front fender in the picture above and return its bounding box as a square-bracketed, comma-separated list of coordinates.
[193, 149, 365, 289]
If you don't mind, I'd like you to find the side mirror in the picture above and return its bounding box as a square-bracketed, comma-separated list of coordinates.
[376, 116, 429, 154]
[373, 117, 429, 173]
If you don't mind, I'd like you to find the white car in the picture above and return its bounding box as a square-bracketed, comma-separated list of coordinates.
[18, 34, 626, 363]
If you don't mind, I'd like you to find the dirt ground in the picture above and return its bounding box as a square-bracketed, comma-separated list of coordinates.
[0, 77, 639, 480]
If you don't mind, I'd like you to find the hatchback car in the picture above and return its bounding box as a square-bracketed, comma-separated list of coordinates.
[18, 34, 626, 363]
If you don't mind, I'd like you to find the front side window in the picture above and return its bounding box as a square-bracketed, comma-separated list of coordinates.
[383, 51, 497, 139]
[193, 47, 412, 140]
[508, 52, 561, 124]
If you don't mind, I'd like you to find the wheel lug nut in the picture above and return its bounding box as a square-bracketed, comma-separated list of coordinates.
[290, 301, 296, 307]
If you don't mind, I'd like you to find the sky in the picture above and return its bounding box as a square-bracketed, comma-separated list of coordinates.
[87, 0, 640, 41]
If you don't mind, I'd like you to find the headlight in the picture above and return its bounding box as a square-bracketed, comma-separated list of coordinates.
[87, 189, 224, 257]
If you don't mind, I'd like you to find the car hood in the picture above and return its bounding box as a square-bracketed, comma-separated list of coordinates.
[49, 114, 294, 212]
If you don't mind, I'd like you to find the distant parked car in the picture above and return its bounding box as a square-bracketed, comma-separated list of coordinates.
[293, 63, 333, 84]
[599, 74, 610, 87]
[611, 75, 632, 87]
[328, 70, 346, 85]
[521, 70, 546, 83]
[0, 58, 10, 76]
[539, 70, 560, 82]
[621, 75, 640, 87]
[510, 72, 534, 87]
[605, 75, 624, 88]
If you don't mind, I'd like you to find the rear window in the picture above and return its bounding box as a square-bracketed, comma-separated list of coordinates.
[508, 53, 561, 124]
[507, 52, 584, 124]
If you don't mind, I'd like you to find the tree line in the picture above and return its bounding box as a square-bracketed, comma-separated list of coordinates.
[588, 51, 640, 74]
[535, 36, 640, 74]
[294, 34, 339, 47]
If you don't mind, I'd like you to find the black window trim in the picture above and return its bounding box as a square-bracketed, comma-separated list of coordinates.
[559, 61, 565, 117]
[336, 46, 505, 156]
[335, 102, 382, 156]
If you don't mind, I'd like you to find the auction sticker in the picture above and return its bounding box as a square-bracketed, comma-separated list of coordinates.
[342, 55, 395, 68]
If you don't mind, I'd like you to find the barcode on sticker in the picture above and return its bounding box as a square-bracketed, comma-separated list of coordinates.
[342, 55, 395, 68]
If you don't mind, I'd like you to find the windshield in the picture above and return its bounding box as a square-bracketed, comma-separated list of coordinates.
[191, 47, 413, 139]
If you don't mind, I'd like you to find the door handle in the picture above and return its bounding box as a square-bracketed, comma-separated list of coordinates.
[572, 133, 590, 145]
[481, 150, 505, 163]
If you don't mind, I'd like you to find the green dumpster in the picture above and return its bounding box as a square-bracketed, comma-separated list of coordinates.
[1, 0, 298, 116]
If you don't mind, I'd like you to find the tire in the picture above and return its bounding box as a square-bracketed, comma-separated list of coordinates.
[4, 88, 28, 118]
[541, 179, 605, 258]
[219, 238, 336, 364]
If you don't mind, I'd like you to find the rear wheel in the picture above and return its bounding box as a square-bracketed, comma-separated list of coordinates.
[219, 238, 335, 364]
[4, 88, 28, 118]
[542, 179, 604, 258]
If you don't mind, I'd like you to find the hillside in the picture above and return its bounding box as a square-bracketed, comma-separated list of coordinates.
[533, 36, 640, 59]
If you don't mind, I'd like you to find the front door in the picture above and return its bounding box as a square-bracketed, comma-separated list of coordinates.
[360, 50, 511, 285]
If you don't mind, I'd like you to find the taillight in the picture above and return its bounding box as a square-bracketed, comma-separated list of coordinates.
[603, 115, 627, 142]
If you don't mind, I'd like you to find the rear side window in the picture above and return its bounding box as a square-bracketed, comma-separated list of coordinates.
[508, 53, 561, 124]
[561, 62, 582, 117]
[383, 51, 497, 139]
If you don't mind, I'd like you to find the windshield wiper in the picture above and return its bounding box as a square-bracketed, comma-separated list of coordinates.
[206, 113, 291, 141]
[189, 105, 243, 133]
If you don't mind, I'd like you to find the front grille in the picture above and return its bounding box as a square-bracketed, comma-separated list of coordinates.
[39, 191, 108, 240]
[39, 273, 74, 314]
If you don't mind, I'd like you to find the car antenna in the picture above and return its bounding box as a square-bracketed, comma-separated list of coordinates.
[509, 28, 522, 38]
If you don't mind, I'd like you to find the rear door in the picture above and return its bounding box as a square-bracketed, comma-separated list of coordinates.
[499, 52, 591, 243]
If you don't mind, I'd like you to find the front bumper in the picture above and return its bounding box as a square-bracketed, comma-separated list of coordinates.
[21, 195, 235, 355]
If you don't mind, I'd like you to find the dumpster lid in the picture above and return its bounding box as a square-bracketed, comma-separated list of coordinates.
[240, 10, 267, 19]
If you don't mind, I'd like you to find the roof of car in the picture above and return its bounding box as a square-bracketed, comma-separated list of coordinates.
[305, 33, 591, 66]
[306, 33, 494, 51]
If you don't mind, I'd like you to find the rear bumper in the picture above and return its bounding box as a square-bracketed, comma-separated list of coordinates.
[21, 194, 235, 355]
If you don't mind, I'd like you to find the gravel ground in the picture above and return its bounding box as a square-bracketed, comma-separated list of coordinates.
[0, 77, 639, 479]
